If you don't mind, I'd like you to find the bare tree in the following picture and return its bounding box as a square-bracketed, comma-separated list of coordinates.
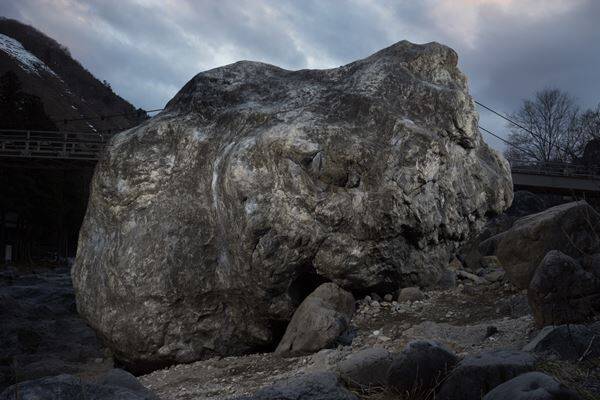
[504, 88, 584, 163]
[578, 104, 600, 141]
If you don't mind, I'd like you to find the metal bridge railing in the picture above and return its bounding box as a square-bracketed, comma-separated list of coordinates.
[510, 159, 600, 180]
[0, 129, 114, 160]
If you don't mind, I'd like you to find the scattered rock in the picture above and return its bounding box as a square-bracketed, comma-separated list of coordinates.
[0, 373, 158, 400]
[457, 269, 488, 285]
[480, 201, 600, 289]
[486, 326, 499, 338]
[73, 39, 512, 368]
[336, 347, 392, 390]
[235, 372, 358, 400]
[437, 350, 536, 400]
[383, 294, 393, 302]
[386, 340, 458, 395]
[523, 323, 600, 361]
[484, 269, 506, 283]
[397, 287, 426, 303]
[276, 283, 355, 356]
[482, 372, 581, 400]
[528, 250, 600, 327]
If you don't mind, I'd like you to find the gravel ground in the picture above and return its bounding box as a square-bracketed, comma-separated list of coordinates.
[140, 279, 538, 400]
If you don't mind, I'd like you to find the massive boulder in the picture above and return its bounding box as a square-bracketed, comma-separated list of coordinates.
[480, 201, 600, 289]
[73, 40, 512, 369]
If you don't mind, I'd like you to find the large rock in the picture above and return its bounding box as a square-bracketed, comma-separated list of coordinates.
[437, 350, 536, 400]
[386, 340, 458, 395]
[523, 323, 600, 361]
[480, 201, 600, 289]
[459, 191, 545, 270]
[0, 372, 158, 400]
[337, 347, 393, 391]
[235, 372, 358, 400]
[482, 372, 581, 400]
[73, 40, 512, 369]
[275, 283, 354, 356]
[528, 251, 600, 327]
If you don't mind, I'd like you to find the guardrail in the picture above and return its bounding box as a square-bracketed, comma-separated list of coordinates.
[510, 160, 600, 180]
[0, 129, 114, 160]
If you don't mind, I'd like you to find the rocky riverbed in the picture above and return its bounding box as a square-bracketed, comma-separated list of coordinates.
[0, 266, 112, 390]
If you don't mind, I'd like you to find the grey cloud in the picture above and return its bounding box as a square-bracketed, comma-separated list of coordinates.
[0, 0, 598, 152]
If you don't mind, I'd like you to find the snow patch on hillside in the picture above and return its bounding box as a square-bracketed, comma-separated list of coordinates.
[0, 33, 57, 77]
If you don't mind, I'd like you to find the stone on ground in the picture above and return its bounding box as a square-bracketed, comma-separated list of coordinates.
[480, 201, 600, 289]
[437, 350, 536, 400]
[336, 347, 392, 390]
[397, 287, 426, 302]
[386, 340, 458, 395]
[275, 283, 354, 356]
[235, 372, 357, 400]
[482, 372, 581, 400]
[73, 39, 512, 369]
[0, 373, 158, 400]
[528, 250, 600, 327]
[523, 322, 600, 361]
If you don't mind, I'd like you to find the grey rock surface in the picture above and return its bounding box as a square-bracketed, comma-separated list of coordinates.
[386, 340, 457, 395]
[73, 40, 512, 369]
[459, 191, 545, 270]
[523, 323, 600, 361]
[481, 201, 600, 289]
[528, 251, 600, 327]
[397, 286, 426, 302]
[437, 349, 536, 400]
[336, 347, 392, 390]
[275, 283, 354, 356]
[234, 372, 358, 400]
[0, 267, 108, 391]
[0, 373, 158, 400]
[482, 372, 581, 400]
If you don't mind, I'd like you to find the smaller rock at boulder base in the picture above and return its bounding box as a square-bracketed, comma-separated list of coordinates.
[233, 372, 358, 400]
[523, 322, 600, 361]
[528, 250, 600, 327]
[337, 347, 393, 391]
[437, 350, 536, 400]
[275, 283, 355, 356]
[482, 372, 581, 400]
[397, 287, 426, 303]
[386, 340, 458, 396]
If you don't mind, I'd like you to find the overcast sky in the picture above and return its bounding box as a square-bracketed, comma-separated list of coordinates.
[1, 0, 599, 151]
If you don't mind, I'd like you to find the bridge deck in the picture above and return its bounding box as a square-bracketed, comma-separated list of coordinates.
[0, 129, 113, 161]
[511, 161, 600, 195]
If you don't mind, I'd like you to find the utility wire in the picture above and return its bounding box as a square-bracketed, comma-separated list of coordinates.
[475, 100, 573, 157]
[478, 125, 534, 157]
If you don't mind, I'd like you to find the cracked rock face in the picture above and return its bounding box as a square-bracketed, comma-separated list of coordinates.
[73, 40, 512, 370]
